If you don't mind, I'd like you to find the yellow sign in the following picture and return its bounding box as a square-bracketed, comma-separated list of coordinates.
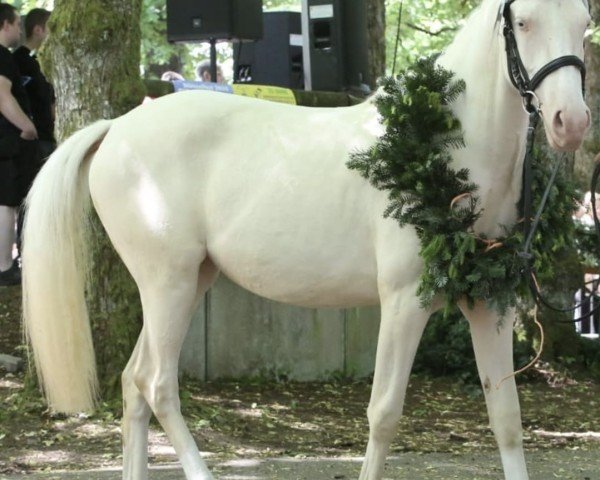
[232, 84, 297, 105]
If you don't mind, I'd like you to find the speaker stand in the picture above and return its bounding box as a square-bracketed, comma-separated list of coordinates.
[209, 38, 217, 83]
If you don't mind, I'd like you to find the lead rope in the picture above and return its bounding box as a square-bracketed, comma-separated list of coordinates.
[497, 304, 544, 389]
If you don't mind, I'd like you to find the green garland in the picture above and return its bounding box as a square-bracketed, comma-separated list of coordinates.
[348, 56, 578, 315]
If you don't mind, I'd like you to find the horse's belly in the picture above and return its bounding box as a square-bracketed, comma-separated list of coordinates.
[221, 265, 378, 308]
[206, 225, 380, 308]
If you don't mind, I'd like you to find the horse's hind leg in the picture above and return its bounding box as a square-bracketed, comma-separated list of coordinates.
[459, 302, 529, 480]
[121, 253, 218, 480]
[122, 335, 152, 480]
[359, 285, 430, 480]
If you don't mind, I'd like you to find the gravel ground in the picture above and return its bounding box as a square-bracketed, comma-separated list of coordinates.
[3, 449, 599, 480]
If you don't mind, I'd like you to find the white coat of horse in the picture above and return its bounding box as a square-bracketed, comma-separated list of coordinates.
[22, 1, 591, 479]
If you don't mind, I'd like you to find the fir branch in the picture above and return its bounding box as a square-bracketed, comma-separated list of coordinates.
[347, 56, 578, 316]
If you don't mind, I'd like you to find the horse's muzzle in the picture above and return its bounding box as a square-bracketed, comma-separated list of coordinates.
[545, 104, 591, 152]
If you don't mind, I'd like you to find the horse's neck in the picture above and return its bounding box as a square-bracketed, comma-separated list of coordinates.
[439, 7, 529, 237]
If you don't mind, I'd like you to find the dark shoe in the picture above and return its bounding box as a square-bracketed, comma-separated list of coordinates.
[0, 261, 20, 286]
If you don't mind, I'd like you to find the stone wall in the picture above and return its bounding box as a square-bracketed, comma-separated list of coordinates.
[180, 276, 380, 381]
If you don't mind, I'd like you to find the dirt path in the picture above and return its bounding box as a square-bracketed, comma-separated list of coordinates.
[3, 450, 599, 479]
[2, 372, 600, 477]
[1, 285, 600, 479]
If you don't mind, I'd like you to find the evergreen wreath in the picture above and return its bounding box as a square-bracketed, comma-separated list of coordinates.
[348, 56, 578, 315]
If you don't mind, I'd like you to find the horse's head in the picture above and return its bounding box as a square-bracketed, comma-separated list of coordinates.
[504, 0, 591, 151]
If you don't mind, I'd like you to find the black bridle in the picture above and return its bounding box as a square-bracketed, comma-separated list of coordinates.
[502, 0, 586, 112]
[503, 0, 593, 322]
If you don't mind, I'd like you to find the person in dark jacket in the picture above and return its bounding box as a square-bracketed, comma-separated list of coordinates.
[0, 3, 37, 286]
[13, 8, 54, 160]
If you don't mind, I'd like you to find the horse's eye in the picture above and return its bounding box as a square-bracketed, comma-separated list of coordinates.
[517, 21, 526, 29]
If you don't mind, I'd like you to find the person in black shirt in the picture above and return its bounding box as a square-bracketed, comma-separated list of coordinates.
[0, 3, 38, 286]
[13, 8, 55, 159]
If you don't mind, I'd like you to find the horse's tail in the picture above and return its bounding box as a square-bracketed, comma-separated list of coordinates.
[22, 120, 113, 413]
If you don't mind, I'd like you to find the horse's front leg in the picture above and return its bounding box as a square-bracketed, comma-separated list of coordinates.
[359, 283, 430, 480]
[459, 302, 529, 480]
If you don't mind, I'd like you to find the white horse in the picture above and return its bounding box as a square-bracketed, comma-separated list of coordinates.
[22, 0, 590, 479]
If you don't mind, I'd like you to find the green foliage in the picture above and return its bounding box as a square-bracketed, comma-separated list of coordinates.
[578, 337, 600, 379]
[140, 0, 193, 79]
[386, 0, 478, 73]
[5, 0, 51, 12]
[413, 309, 534, 384]
[574, 222, 600, 268]
[525, 152, 580, 282]
[263, 0, 300, 11]
[347, 57, 471, 230]
[348, 57, 579, 316]
[413, 310, 478, 382]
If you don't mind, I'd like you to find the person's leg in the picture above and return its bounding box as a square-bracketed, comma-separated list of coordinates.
[0, 205, 17, 279]
[15, 139, 41, 257]
[0, 153, 18, 276]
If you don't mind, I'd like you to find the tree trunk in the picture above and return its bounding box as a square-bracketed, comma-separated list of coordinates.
[574, 0, 600, 186]
[41, 0, 146, 397]
[367, 0, 386, 88]
[43, 0, 145, 138]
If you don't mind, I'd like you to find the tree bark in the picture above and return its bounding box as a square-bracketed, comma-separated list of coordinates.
[367, 0, 386, 88]
[574, 0, 600, 186]
[43, 0, 145, 138]
[41, 0, 146, 397]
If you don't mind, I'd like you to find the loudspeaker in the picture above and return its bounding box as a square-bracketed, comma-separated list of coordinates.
[302, 0, 372, 92]
[303, 0, 345, 91]
[342, 0, 371, 89]
[234, 12, 304, 89]
[166, 0, 263, 42]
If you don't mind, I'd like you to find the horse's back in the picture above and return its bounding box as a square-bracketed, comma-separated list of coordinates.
[89, 91, 419, 307]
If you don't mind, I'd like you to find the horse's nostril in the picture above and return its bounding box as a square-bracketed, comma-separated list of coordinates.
[553, 110, 564, 130]
[586, 109, 592, 128]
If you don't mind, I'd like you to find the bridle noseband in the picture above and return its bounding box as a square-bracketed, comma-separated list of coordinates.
[502, 0, 586, 112]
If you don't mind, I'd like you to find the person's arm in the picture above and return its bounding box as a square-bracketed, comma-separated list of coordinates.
[0, 76, 37, 139]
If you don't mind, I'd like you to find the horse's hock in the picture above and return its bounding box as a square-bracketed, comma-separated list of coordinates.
[180, 276, 380, 381]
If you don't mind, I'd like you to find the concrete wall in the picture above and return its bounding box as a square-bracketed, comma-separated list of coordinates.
[180, 276, 380, 381]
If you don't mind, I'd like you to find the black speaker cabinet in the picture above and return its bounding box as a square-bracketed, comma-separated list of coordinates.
[305, 0, 345, 91]
[166, 0, 263, 42]
[302, 0, 372, 92]
[234, 12, 303, 89]
[342, 0, 371, 89]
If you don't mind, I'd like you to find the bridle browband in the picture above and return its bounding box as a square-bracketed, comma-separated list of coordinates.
[502, 0, 586, 112]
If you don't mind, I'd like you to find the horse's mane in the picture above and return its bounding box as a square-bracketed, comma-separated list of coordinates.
[441, 0, 504, 72]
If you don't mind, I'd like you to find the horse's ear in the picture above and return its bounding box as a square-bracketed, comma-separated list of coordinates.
[496, 2, 503, 25]
[498, 1, 514, 25]
[496, 0, 509, 27]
